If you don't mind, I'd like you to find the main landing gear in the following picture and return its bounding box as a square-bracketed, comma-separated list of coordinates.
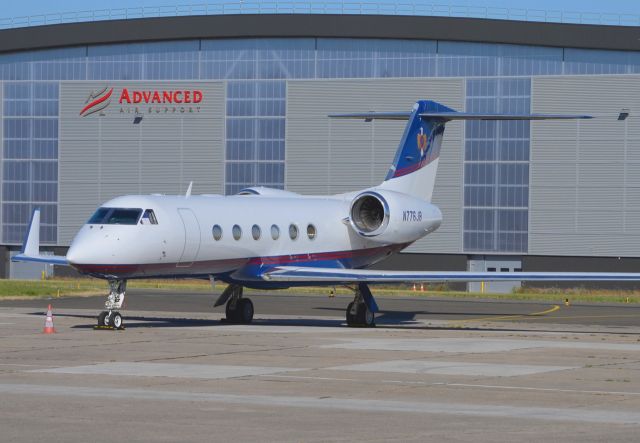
[346, 283, 378, 328]
[214, 284, 254, 324]
[97, 279, 126, 330]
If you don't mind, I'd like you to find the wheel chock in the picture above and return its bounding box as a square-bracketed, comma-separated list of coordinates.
[93, 325, 125, 331]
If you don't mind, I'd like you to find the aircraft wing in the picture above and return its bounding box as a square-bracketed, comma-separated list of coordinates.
[262, 266, 640, 283]
[11, 209, 69, 266]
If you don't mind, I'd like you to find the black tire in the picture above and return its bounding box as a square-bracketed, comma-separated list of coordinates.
[111, 312, 123, 330]
[356, 303, 375, 328]
[98, 311, 108, 327]
[346, 302, 356, 327]
[103, 311, 112, 327]
[239, 298, 254, 324]
[225, 301, 240, 323]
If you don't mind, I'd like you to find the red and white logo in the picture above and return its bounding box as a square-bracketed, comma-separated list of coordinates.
[417, 127, 428, 156]
[80, 87, 114, 117]
[80, 86, 205, 117]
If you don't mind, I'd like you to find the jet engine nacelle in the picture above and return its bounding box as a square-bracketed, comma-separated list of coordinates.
[348, 190, 442, 243]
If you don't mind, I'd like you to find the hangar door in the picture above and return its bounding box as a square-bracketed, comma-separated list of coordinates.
[177, 208, 201, 267]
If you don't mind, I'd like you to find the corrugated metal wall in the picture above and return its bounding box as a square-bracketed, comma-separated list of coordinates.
[0, 81, 3, 233]
[530, 75, 640, 256]
[58, 81, 225, 244]
[286, 78, 464, 254]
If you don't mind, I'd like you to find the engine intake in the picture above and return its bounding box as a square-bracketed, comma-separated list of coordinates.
[350, 192, 389, 236]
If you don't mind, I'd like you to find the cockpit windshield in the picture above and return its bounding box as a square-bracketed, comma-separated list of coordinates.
[88, 208, 142, 225]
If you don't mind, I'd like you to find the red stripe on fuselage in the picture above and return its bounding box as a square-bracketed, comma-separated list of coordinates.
[71, 244, 408, 277]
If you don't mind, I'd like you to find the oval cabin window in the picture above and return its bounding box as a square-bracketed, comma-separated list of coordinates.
[212, 225, 222, 241]
[289, 224, 298, 240]
[307, 224, 317, 240]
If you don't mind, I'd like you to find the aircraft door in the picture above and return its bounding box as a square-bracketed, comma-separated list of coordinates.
[177, 208, 201, 267]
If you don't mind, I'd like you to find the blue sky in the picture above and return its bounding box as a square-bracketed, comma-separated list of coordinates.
[0, 0, 640, 18]
[1, 0, 639, 18]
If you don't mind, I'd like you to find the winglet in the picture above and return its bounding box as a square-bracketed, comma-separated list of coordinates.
[185, 181, 193, 198]
[12, 208, 69, 266]
[22, 208, 40, 256]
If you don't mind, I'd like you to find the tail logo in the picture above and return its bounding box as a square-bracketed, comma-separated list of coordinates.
[417, 127, 428, 156]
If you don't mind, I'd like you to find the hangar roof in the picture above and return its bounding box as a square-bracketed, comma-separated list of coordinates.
[0, 14, 639, 55]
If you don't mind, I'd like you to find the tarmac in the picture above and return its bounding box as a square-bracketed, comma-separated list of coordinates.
[2, 289, 640, 442]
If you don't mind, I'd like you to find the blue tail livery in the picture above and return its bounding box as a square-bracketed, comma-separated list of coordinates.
[330, 99, 591, 201]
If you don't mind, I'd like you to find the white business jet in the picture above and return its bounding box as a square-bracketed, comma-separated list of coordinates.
[13, 100, 640, 329]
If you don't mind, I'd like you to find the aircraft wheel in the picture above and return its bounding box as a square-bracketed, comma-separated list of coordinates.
[98, 311, 108, 327]
[111, 312, 124, 330]
[239, 299, 254, 324]
[346, 302, 356, 327]
[225, 302, 236, 322]
[356, 303, 375, 328]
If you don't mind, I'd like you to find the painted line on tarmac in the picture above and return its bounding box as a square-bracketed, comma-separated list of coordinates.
[514, 313, 640, 321]
[261, 374, 640, 397]
[450, 304, 560, 325]
[0, 383, 639, 424]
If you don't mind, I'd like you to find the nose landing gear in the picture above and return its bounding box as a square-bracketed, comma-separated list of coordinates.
[97, 280, 126, 330]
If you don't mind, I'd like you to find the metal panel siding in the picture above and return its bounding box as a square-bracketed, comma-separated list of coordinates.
[58, 81, 225, 245]
[286, 78, 464, 254]
[0, 81, 3, 238]
[531, 75, 640, 257]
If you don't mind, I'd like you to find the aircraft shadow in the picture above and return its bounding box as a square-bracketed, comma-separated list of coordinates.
[27, 311, 639, 335]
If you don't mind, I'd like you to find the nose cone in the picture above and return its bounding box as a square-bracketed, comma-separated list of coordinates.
[66, 241, 91, 265]
[67, 225, 100, 265]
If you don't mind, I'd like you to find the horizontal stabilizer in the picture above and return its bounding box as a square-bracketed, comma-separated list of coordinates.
[12, 208, 68, 266]
[329, 112, 412, 121]
[329, 112, 592, 122]
[418, 113, 593, 121]
[263, 266, 640, 283]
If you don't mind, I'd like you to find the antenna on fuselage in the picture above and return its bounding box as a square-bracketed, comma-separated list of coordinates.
[185, 181, 193, 198]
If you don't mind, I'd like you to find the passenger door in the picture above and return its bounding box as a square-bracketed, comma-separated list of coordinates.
[177, 208, 201, 267]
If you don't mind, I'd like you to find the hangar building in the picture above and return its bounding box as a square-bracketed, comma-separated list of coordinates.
[1, 8, 640, 289]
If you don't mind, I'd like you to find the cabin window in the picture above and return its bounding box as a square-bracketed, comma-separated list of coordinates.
[88, 207, 142, 225]
[289, 224, 298, 240]
[141, 209, 158, 225]
[271, 224, 280, 240]
[232, 224, 242, 240]
[307, 224, 317, 240]
[252, 224, 261, 240]
[212, 225, 222, 241]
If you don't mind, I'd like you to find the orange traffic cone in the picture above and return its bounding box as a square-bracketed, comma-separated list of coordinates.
[43, 304, 55, 334]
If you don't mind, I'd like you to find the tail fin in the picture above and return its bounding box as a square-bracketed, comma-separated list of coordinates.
[330, 100, 591, 201]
